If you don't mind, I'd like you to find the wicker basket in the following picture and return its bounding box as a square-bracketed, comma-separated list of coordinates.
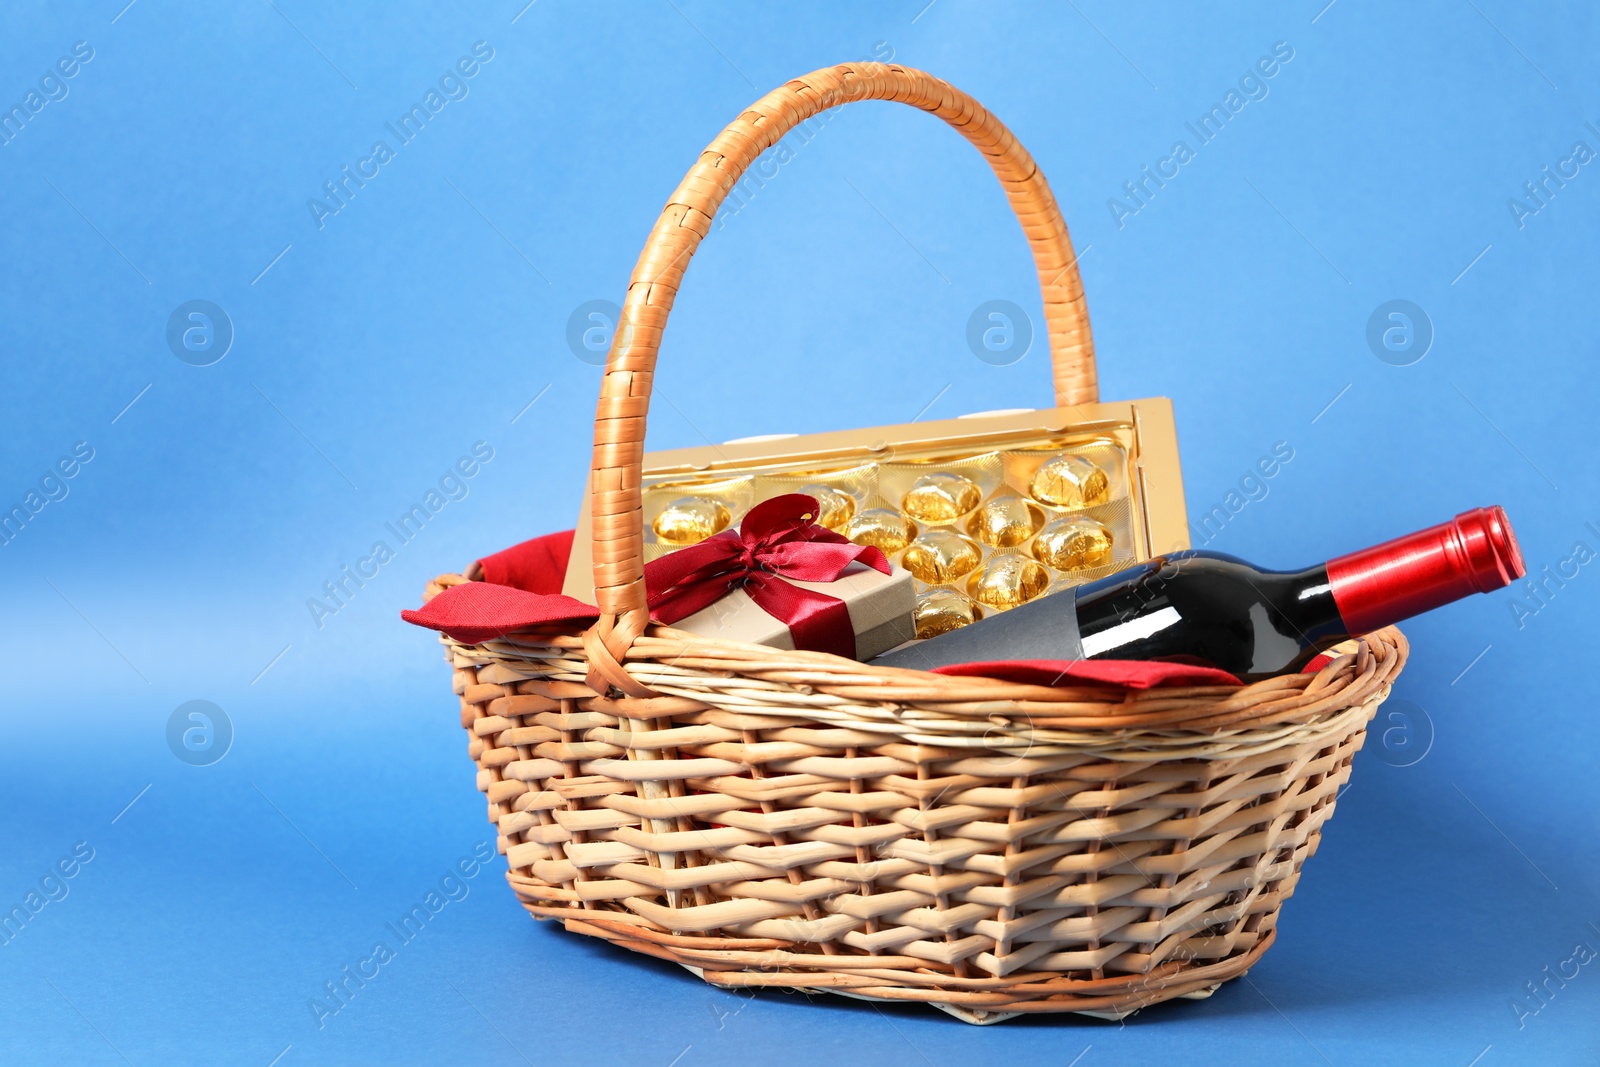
[422, 62, 1409, 1024]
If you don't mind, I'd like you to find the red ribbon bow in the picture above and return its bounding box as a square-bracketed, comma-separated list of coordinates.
[644, 493, 889, 659]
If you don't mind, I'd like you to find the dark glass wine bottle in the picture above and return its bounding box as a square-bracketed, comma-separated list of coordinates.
[872, 506, 1524, 680]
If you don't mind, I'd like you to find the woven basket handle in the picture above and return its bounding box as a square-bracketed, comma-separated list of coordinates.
[583, 62, 1096, 693]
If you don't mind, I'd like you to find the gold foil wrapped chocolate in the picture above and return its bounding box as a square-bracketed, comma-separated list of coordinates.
[967, 553, 1050, 611]
[913, 588, 983, 639]
[900, 530, 984, 584]
[1031, 515, 1114, 571]
[799, 484, 856, 531]
[901, 472, 982, 524]
[966, 495, 1045, 548]
[1028, 453, 1110, 509]
[844, 509, 918, 555]
[651, 496, 732, 546]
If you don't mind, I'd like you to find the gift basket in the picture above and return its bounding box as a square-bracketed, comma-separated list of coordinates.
[410, 63, 1408, 1024]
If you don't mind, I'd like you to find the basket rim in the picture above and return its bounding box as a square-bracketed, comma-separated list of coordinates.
[429, 569, 1408, 741]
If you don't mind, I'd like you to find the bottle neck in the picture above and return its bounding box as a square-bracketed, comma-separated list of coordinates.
[1326, 506, 1525, 634]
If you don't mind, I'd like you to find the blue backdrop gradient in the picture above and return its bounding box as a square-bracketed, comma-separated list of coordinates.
[2, 1, 1597, 1064]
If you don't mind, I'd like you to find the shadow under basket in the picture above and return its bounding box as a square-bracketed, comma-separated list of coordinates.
[418, 62, 1410, 1024]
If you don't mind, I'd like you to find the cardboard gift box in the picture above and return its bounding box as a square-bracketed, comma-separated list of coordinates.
[635, 493, 917, 660]
[663, 558, 916, 659]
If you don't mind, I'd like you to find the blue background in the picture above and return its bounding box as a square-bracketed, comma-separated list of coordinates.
[2, 1, 1597, 1063]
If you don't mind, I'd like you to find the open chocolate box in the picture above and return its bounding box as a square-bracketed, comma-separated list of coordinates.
[562, 399, 1190, 639]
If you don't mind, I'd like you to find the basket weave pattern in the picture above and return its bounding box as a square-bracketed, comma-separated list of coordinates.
[424, 63, 1409, 1022]
[431, 608, 1406, 1020]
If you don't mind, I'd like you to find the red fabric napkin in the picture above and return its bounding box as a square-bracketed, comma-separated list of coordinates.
[402, 581, 599, 646]
[479, 529, 573, 595]
[405, 529, 1331, 689]
[403, 530, 600, 644]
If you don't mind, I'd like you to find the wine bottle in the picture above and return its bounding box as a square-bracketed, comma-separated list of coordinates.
[872, 506, 1524, 680]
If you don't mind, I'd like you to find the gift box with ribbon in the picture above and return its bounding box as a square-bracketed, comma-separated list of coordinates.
[646, 493, 914, 659]
[403, 493, 915, 660]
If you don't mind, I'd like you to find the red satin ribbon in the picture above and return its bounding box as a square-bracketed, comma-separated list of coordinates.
[643, 494, 889, 659]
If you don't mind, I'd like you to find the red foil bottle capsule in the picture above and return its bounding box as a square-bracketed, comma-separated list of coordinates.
[1327, 506, 1525, 634]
